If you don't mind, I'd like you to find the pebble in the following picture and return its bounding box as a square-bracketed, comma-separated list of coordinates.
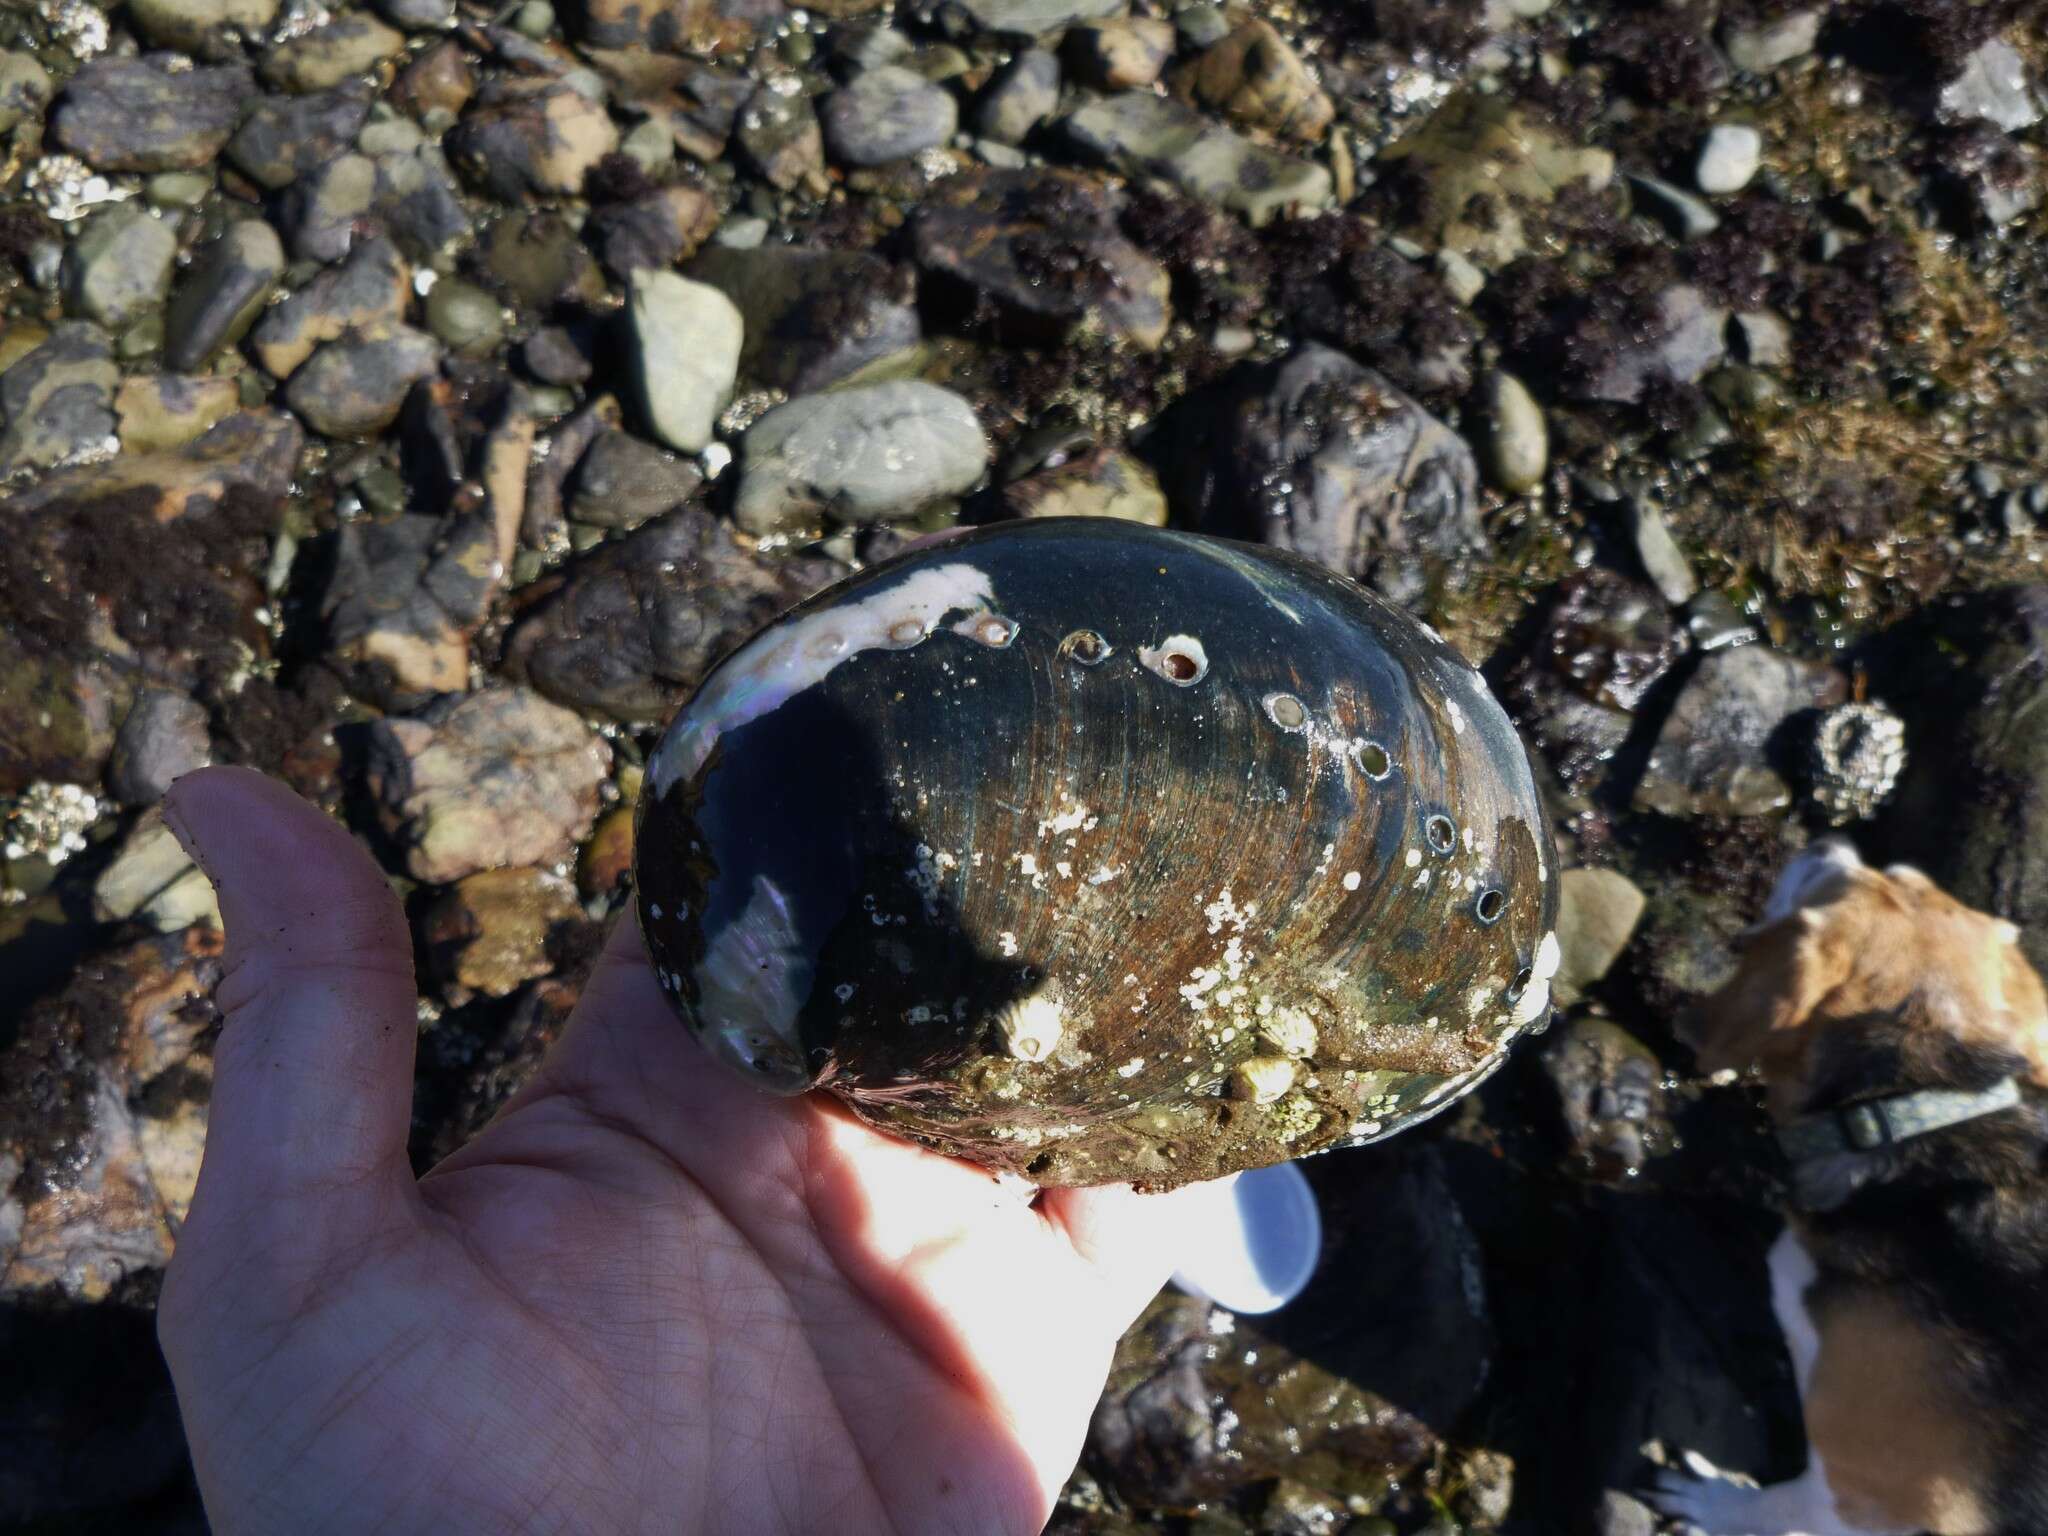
[92, 812, 220, 932]
[1626, 172, 1720, 240]
[735, 79, 826, 191]
[448, 79, 619, 199]
[1938, 38, 2042, 135]
[52, 57, 251, 172]
[425, 278, 507, 356]
[570, 429, 705, 530]
[1183, 19, 1334, 143]
[1068, 18, 1175, 91]
[145, 172, 215, 209]
[378, 0, 456, 28]
[228, 86, 374, 191]
[0, 321, 117, 473]
[1720, 8, 1819, 74]
[1694, 123, 1762, 195]
[62, 207, 179, 332]
[628, 270, 743, 455]
[114, 372, 240, 451]
[1475, 369, 1547, 495]
[820, 64, 959, 166]
[284, 325, 441, 439]
[1065, 91, 1332, 226]
[164, 219, 286, 372]
[1635, 645, 1845, 818]
[0, 51, 52, 134]
[975, 47, 1059, 144]
[688, 243, 922, 395]
[734, 380, 991, 534]
[322, 511, 500, 702]
[941, 0, 1124, 39]
[252, 238, 409, 379]
[1553, 868, 1647, 1004]
[126, 0, 278, 51]
[260, 15, 407, 94]
[422, 867, 582, 1000]
[1627, 498, 1699, 605]
[520, 325, 592, 386]
[106, 692, 212, 808]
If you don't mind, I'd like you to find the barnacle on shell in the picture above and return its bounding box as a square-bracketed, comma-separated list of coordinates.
[1807, 700, 1907, 827]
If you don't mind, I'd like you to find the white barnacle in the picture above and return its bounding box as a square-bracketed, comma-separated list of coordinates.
[1230, 1056, 1298, 1104]
[999, 991, 1066, 1062]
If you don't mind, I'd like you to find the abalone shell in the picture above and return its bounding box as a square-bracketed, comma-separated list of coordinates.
[635, 519, 1558, 1188]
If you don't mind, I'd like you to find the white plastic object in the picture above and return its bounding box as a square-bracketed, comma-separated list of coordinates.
[1167, 1160, 1323, 1315]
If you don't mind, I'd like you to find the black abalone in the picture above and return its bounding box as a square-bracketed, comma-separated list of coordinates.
[634, 519, 1558, 1188]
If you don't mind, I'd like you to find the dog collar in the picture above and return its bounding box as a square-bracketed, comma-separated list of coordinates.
[1776, 1077, 2024, 1165]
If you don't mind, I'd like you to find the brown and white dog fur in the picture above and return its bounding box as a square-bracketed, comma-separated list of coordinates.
[1651, 838, 2048, 1536]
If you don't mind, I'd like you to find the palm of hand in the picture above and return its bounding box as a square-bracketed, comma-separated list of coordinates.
[158, 770, 1188, 1536]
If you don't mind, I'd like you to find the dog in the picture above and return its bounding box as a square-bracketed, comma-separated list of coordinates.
[1650, 837, 2048, 1536]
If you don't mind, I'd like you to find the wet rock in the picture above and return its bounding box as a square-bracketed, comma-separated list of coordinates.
[734, 380, 991, 534]
[1474, 368, 1546, 494]
[0, 321, 117, 474]
[1628, 499, 1698, 605]
[1731, 309, 1792, 369]
[164, 220, 286, 373]
[422, 867, 583, 1001]
[1936, 37, 2041, 135]
[1628, 172, 1720, 241]
[62, 207, 178, 332]
[1634, 646, 1846, 818]
[942, 0, 1123, 40]
[8, 408, 302, 522]
[1065, 91, 1331, 226]
[52, 57, 251, 173]
[1068, 18, 1174, 91]
[911, 168, 1172, 350]
[1005, 446, 1166, 524]
[1695, 122, 1762, 195]
[114, 374, 241, 451]
[1090, 1290, 1437, 1510]
[628, 270, 742, 454]
[734, 78, 826, 191]
[106, 693, 211, 809]
[449, 80, 619, 200]
[1554, 868, 1647, 1005]
[503, 508, 838, 723]
[562, 0, 769, 52]
[366, 145, 473, 262]
[975, 47, 1058, 144]
[259, 15, 406, 94]
[423, 277, 506, 357]
[364, 685, 611, 884]
[1931, 124, 2043, 230]
[820, 64, 958, 166]
[1576, 285, 1729, 405]
[522, 325, 594, 387]
[1868, 588, 2048, 973]
[376, 0, 455, 28]
[227, 86, 373, 190]
[284, 325, 440, 440]
[578, 802, 636, 901]
[252, 237, 409, 378]
[1377, 93, 1613, 271]
[590, 184, 720, 281]
[1721, 8, 1818, 73]
[1177, 18, 1333, 143]
[320, 510, 499, 705]
[0, 51, 53, 133]
[1541, 1017, 1668, 1178]
[570, 429, 704, 530]
[281, 152, 379, 263]
[477, 210, 606, 309]
[687, 244, 920, 395]
[126, 0, 278, 52]
[1153, 344, 1482, 595]
[391, 38, 476, 119]
[92, 810, 220, 931]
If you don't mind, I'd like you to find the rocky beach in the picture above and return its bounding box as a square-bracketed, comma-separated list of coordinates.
[4, 0, 2048, 1529]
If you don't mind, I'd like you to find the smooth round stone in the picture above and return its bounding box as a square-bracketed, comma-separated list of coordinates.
[425, 278, 507, 357]
[1695, 122, 1762, 195]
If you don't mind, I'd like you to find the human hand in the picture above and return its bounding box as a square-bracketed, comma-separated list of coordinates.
[157, 767, 1204, 1535]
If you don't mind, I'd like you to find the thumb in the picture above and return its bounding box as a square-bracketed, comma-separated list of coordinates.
[1039, 1177, 1229, 1325]
[164, 767, 421, 1241]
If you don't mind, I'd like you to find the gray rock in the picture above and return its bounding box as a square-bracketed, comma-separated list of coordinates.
[941, 0, 1124, 39]
[126, 0, 278, 53]
[259, 15, 406, 93]
[1173, 3, 1229, 48]
[1154, 344, 1483, 595]
[1721, 8, 1819, 73]
[820, 64, 958, 166]
[909, 167, 1172, 349]
[1627, 172, 1720, 240]
[322, 511, 501, 706]
[1068, 17, 1174, 90]
[1634, 646, 1846, 818]
[52, 57, 251, 173]
[734, 79, 826, 191]
[976, 48, 1058, 144]
[227, 86, 373, 190]
[1932, 123, 2045, 230]
[1695, 122, 1762, 194]
[365, 145, 472, 262]
[0, 51, 52, 133]
[1580, 285, 1728, 404]
[688, 244, 921, 396]
[735, 381, 991, 534]
[1554, 868, 1647, 1005]
[1475, 368, 1546, 494]
[92, 810, 220, 930]
[1065, 90, 1332, 226]
[1732, 309, 1792, 369]
[365, 685, 611, 884]
[424, 278, 506, 357]
[1628, 499, 1698, 604]
[0, 322, 117, 473]
[521, 326, 591, 386]
[446, 79, 619, 199]
[252, 236, 409, 377]
[570, 430, 704, 530]
[1938, 37, 2042, 134]
[628, 271, 743, 455]
[284, 325, 441, 440]
[374, 0, 456, 28]
[165, 220, 286, 373]
[1540, 1017, 1667, 1178]
[284, 152, 380, 263]
[589, 185, 719, 281]
[503, 509, 840, 723]
[107, 691, 211, 807]
[62, 207, 179, 331]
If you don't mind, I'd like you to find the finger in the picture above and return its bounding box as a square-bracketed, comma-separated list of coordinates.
[1039, 1178, 1227, 1322]
[163, 767, 420, 1226]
